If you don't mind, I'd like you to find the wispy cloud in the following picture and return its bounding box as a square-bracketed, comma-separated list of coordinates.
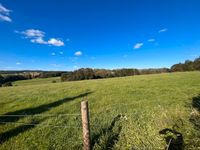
[190, 54, 198, 58]
[59, 51, 64, 55]
[73, 65, 78, 69]
[148, 38, 155, 42]
[159, 28, 167, 33]
[123, 54, 128, 58]
[51, 52, 56, 56]
[21, 29, 45, 38]
[16, 62, 21, 65]
[50, 64, 61, 67]
[31, 37, 47, 44]
[74, 51, 82, 56]
[134, 43, 143, 49]
[16, 29, 64, 47]
[0, 3, 12, 22]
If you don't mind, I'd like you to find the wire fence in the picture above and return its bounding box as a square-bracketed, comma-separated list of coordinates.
[0, 101, 188, 150]
[0, 103, 129, 129]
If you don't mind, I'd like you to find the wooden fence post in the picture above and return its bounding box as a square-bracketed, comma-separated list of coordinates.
[81, 100, 91, 150]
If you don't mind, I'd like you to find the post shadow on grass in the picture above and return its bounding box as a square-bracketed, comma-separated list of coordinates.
[191, 95, 200, 112]
[0, 91, 93, 123]
[189, 95, 200, 129]
[0, 118, 46, 144]
[159, 120, 184, 150]
[91, 114, 123, 150]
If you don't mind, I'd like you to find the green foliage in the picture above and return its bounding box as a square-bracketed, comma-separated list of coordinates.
[171, 57, 200, 72]
[0, 72, 200, 149]
[39, 71, 68, 78]
[0, 74, 4, 84]
[2, 82, 13, 87]
[61, 68, 142, 82]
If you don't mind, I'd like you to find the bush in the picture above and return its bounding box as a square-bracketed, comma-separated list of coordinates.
[52, 80, 56, 83]
[3, 75, 27, 83]
[2, 82, 13, 87]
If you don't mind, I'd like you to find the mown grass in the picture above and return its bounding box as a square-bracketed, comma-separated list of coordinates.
[0, 72, 200, 149]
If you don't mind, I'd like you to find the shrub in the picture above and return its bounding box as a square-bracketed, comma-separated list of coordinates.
[2, 82, 13, 87]
[52, 80, 56, 83]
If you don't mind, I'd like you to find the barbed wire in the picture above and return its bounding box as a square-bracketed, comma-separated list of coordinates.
[0, 102, 144, 120]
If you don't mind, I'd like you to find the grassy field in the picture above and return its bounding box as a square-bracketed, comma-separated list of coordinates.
[0, 72, 200, 149]
[13, 77, 61, 86]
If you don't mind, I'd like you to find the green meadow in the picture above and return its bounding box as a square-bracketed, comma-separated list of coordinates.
[0, 72, 200, 149]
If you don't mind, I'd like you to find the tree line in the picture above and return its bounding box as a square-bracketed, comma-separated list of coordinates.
[0, 71, 69, 87]
[0, 56, 199, 85]
[61, 56, 200, 82]
[61, 68, 170, 81]
[171, 57, 200, 72]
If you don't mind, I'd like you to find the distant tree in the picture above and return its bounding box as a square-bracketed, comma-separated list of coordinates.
[171, 56, 200, 72]
[194, 57, 200, 70]
[3, 75, 27, 83]
[171, 63, 185, 72]
[184, 60, 194, 71]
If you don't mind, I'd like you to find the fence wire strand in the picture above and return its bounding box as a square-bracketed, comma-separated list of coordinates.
[0, 121, 83, 128]
[0, 114, 81, 117]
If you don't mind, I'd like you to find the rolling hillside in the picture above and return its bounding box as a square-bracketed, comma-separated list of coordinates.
[0, 72, 200, 149]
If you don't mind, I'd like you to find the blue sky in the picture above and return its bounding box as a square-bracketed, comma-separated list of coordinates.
[0, 0, 200, 71]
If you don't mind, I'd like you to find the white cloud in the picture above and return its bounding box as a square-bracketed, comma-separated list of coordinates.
[50, 64, 61, 67]
[31, 37, 47, 44]
[16, 29, 64, 47]
[148, 38, 155, 42]
[159, 28, 167, 33]
[0, 4, 11, 14]
[74, 51, 82, 56]
[51, 52, 56, 56]
[59, 51, 64, 55]
[22, 29, 45, 38]
[0, 14, 12, 22]
[0, 3, 12, 22]
[134, 43, 143, 49]
[16, 62, 21, 65]
[48, 38, 64, 46]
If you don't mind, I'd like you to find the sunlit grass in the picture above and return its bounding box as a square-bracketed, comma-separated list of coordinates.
[0, 72, 200, 149]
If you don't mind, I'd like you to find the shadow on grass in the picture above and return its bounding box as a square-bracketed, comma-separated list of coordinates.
[0, 119, 45, 144]
[0, 92, 92, 123]
[91, 114, 123, 150]
[189, 95, 200, 129]
[0, 92, 92, 144]
[159, 119, 184, 150]
[192, 95, 200, 111]
[159, 128, 184, 150]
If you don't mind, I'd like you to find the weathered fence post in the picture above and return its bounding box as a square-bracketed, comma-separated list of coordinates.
[81, 100, 91, 150]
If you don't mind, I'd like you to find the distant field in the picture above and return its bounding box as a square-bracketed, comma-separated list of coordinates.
[13, 77, 61, 86]
[0, 72, 200, 149]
